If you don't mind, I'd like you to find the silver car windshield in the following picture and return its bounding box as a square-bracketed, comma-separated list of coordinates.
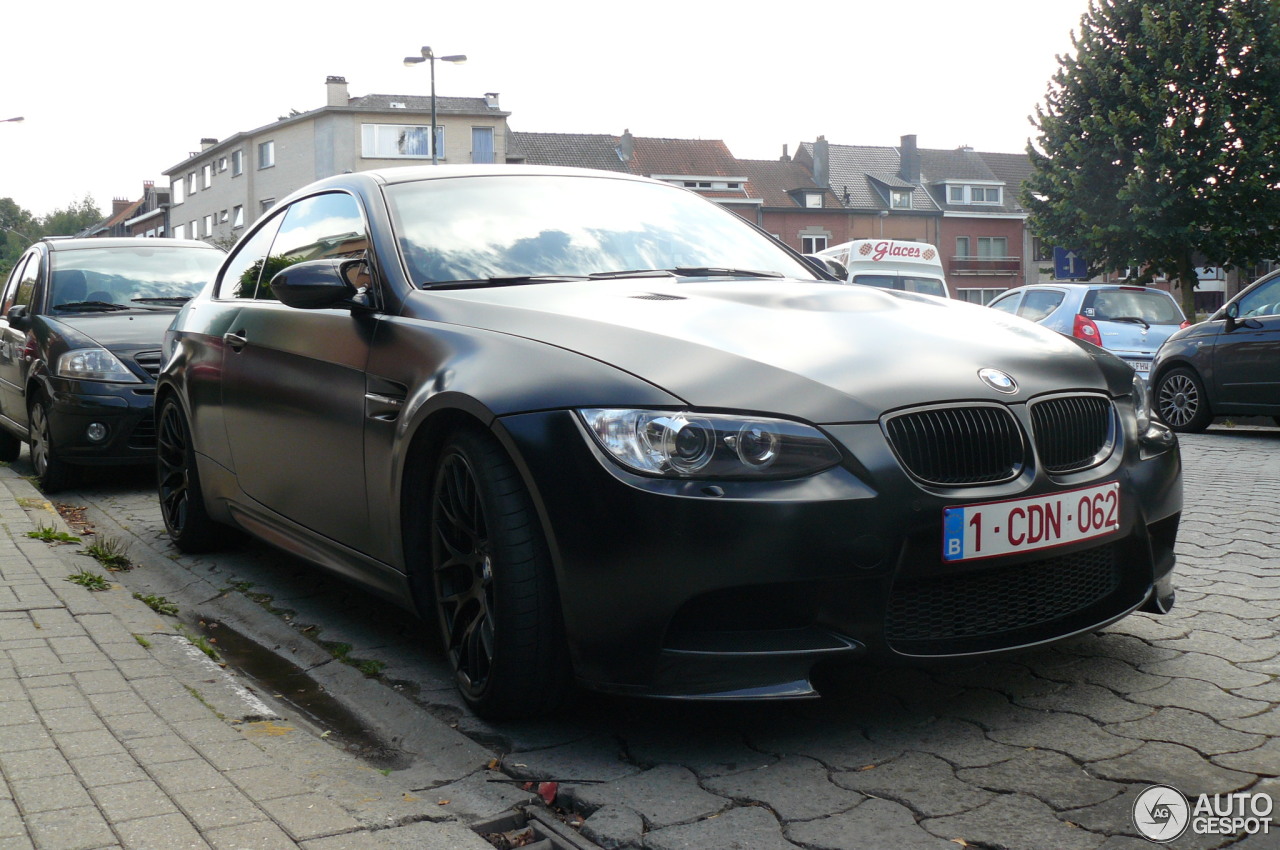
[384, 174, 819, 287]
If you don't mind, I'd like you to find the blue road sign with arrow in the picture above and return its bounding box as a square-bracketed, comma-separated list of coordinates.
[1053, 247, 1088, 280]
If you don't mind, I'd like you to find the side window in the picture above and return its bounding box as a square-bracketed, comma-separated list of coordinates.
[7, 254, 41, 313]
[1238, 278, 1280, 318]
[1, 255, 31, 314]
[260, 192, 369, 301]
[1019, 289, 1065, 321]
[217, 211, 286, 300]
[988, 293, 1021, 316]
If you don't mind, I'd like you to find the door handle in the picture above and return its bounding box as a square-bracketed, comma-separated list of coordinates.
[223, 330, 247, 352]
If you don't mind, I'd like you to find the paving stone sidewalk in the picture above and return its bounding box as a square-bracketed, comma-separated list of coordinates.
[0, 464, 492, 850]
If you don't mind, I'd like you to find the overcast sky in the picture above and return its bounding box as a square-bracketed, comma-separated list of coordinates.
[1, 0, 1091, 219]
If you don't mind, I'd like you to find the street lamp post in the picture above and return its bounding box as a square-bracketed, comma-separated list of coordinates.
[1, 117, 22, 123]
[403, 47, 466, 165]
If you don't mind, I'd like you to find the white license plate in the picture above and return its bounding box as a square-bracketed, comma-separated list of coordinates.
[1125, 359, 1151, 373]
[942, 482, 1120, 562]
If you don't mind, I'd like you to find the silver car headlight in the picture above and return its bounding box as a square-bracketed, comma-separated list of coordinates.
[56, 348, 142, 383]
[1132, 372, 1175, 456]
[1132, 372, 1151, 433]
[578, 409, 842, 479]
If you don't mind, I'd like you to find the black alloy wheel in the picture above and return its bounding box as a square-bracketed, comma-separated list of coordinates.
[1154, 367, 1212, 433]
[29, 397, 73, 492]
[430, 428, 568, 719]
[156, 398, 221, 552]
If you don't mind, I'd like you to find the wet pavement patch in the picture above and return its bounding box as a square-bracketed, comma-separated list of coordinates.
[197, 619, 413, 771]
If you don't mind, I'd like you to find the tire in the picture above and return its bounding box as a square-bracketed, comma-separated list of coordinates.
[1154, 367, 1212, 433]
[156, 398, 222, 553]
[429, 428, 569, 719]
[0, 428, 20, 463]
[28, 396, 75, 492]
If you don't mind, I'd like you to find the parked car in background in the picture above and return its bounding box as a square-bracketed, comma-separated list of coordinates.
[987, 283, 1188, 379]
[1151, 269, 1280, 432]
[157, 165, 1181, 719]
[0, 237, 224, 490]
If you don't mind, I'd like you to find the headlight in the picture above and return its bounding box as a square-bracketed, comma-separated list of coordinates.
[1132, 372, 1151, 433]
[1132, 372, 1175, 456]
[56, 348, 141, 383]
[578, 409, 842, 479]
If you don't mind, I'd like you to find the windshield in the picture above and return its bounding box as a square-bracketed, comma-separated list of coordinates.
[1082, 289, 1185, 325]
[50, 246, 222, 311]
[384, 174, 818, 286]
[851, 273, 947, 298]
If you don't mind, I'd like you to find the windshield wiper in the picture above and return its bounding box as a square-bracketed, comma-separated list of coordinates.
[1107, 316, 1152, 330]
[53, 301, 130, 312]
[586, 269, 676, 280]
[132, 296, 192, 305]
[426, 274, 590, 290]
[669, 267, 785, 279]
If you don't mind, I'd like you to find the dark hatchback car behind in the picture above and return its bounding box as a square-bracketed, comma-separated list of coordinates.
[0, 237, 224, 490]
[157, 166, 1182, 719]
[1151, 268, 1280, 432]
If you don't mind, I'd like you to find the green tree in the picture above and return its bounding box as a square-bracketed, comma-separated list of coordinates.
[0, 197, 39, 279]
[1024, 0, 1280, 317]
[40, 196, 102, 238]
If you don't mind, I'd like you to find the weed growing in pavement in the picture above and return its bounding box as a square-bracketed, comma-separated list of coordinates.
[357, 659, 387, 677]
[133, 593, 179, 616]
[134, 634, 152, 648]
[26, 524, 80, 544]
[179, 627, 223, 664]
[65, 570, 111, 591]
[323, 640, 387, 678]
[15, 497, 45, 509]
[82, 535, 133, 571]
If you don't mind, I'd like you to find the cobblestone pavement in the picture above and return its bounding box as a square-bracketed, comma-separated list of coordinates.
[20, 425, 1280, 850]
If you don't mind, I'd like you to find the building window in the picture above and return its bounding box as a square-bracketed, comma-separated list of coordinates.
[173, 222, 186, 239]
[202, 215, 212, 236]
[261, 198, 276, 214]
[172, 178, 184, 205]
[201, 164, 212, 189]
[190, 220, 199, 238]
[258, 140, 275, 169]
[956, 236, 971, 258]
[958, 288, 1006, 305]
[187, 173, 197, 195]
[361, 123, 442, 159]
[948, 185, 965, 203]
[890, 189, 912, 210]
[947, 184, 1003, 205]
[804, 193, 823, 208]
[217, 157, 227, 172]
[801, 235, 829, 254]
[233, 205, 245, 228]
[977, 237, 1008, 258]
[219, 209, 229, 224]
[231, 150, 244, 176]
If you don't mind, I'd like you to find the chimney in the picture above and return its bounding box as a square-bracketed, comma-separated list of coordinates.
[200, 137, 217, 151]
[484, 92, 500, 109]
[112, 198, 132, 216]
[813, 136, 830, 188]
[899, 134, 920, 184]
[326, 75, 349, 107]
[616, 129, 634, 163]
[780, 143, 790, 162]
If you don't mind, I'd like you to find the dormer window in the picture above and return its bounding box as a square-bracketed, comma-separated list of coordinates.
[805, 192, 823, 208]
[890, 189, 912, 210]
[946, 183, 1003, 205]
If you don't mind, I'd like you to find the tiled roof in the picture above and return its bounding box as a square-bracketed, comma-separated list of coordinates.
[628, 137, 741, 178]
[509, 132, 630, 172]
[799, 142, 939, 213]
[919, 148, 997, 183]
[348, 94, 502, 115]
[737, 159, 839, 208]
[976, 151, 1036, 213]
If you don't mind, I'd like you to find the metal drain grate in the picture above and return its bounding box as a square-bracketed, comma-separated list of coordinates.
[472, 807, 602, 850]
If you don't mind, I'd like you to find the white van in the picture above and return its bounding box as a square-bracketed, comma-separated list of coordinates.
[815, 239, 951, 299]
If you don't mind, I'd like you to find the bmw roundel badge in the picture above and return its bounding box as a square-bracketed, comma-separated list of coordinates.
[979, 368, 1018, 394]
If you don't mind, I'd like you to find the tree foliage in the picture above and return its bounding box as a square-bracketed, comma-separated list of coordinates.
[0, 195, 103, 279]
[1024, 0, 1280, 316]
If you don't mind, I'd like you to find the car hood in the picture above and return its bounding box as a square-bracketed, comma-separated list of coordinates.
[43, 311, 177, 351]
[414, 279, 1127, 423]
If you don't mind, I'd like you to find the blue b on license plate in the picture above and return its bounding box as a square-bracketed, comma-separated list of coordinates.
[942, 482, 1120, 562]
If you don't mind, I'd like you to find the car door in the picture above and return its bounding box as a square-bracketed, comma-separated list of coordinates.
[218, 191, 375, 547]
[1213, 275, 1280, 411]
[0, 252, 39, 429]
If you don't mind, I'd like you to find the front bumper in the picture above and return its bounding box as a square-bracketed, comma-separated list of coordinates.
[44, 381, 158, 465]
[498, 408, 1182, 699]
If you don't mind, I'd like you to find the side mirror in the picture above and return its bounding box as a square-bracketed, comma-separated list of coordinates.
[5, 304, 30, 331]
[804, 255, 848, 281]
[270, 259, 360, 310]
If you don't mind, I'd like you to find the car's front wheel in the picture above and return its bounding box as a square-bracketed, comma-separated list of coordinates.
[429, 428, 569, 719]
[1154, 367, 1212, 433]
[157, 398, 222, 553]
[29, 397, 74, 492]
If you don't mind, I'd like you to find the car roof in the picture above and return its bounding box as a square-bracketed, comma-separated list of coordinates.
[41, 237, 220, 252]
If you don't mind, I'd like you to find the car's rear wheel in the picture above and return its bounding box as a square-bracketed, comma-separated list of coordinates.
[429, 428, 569, 719]
[1154, 367, 1212, 433]
[0, 428, 20, 463]
[157, 398, 222, 553]
[29, 397, 74, 492]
